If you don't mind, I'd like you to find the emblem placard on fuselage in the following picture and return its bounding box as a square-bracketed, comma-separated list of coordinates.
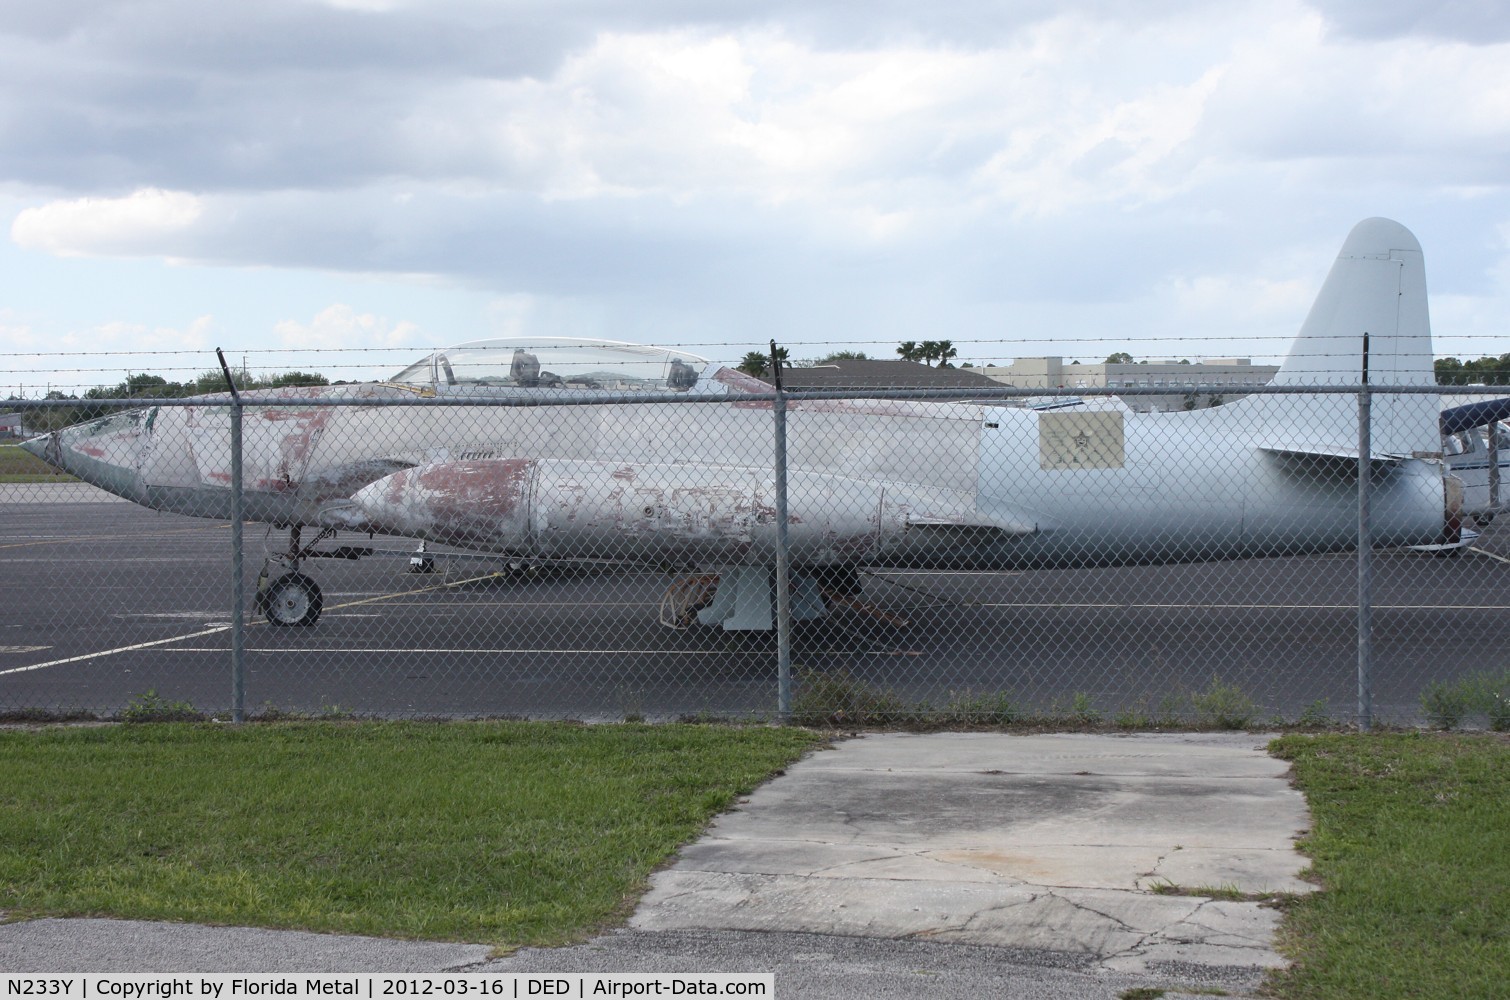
[1038, 411, 1126, 470]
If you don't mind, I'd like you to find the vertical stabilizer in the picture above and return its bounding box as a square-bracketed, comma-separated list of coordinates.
[1273, 217, 1437, 457]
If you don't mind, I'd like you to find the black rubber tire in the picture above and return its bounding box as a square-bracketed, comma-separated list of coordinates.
[261, 573, 323, 627]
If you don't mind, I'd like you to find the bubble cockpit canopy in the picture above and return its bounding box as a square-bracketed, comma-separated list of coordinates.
[388, 338, 711, 392]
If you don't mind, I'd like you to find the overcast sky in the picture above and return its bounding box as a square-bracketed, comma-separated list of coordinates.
[3, 0, 1509, 392]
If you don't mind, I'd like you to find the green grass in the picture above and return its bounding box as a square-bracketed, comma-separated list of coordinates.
[1267, 733, 1510, 999]
[0, 721, 822, 947]
[0, 442, 73, 482]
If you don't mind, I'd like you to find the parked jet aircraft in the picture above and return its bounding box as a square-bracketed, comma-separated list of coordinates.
[1441, 397, 1510, 525]
[22, 218, 1477, 629]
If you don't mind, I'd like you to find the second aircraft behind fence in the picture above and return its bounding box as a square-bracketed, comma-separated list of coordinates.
[22, 217, 1495, 629]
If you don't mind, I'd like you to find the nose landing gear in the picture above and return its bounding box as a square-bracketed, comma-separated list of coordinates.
[256, 525, 329, 627]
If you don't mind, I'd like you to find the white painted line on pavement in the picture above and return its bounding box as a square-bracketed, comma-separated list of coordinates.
[158, 647, 771, 655]
[970, 601, 1510, 610]
[0, 626, 231, 676]
[0, 571, 507, 676]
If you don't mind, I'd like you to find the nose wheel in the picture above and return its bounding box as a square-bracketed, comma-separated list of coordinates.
[256, 572, 324, 627]
[255, 524, 334, 627]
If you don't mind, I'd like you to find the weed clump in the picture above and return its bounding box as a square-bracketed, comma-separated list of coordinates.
[791, 669, 909, 727]
[1419, 670, 1510, 731]
[1053, 691, 1102, 725]
[939, 690, 1020, 726]
[1191, 675, 1257, 729]
[117, 690, 204, 724]
[1421, 679, 1470, 729]
[1295, 699, 1332, 729]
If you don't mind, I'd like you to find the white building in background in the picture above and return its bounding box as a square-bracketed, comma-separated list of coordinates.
[975, 357, 1280, 412]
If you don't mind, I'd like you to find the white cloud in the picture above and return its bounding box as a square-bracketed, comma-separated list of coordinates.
[315, 0, 407, 11]
[274, 304, 421, 351]
[11, 189, 203, 257]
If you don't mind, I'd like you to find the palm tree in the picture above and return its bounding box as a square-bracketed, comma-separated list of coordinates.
[737, 347, 789, 377]
[737, 351, 769, 376]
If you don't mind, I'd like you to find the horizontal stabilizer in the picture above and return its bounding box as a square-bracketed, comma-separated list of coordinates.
[1258, 445, 1410, 482]
[1257, 444, 1409, 464]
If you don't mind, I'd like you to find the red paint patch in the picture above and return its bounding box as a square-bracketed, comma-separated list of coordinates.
[414, 459, 537, 516]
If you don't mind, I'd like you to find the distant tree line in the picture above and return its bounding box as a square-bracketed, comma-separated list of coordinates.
[1435, 355, 1510, 385]
[80, 369, 332, 399]
[6, 370, 332, 433]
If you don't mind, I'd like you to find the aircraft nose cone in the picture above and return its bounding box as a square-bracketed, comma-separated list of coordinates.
[350, 459, 540, 549]
[26, 409, 151, 501]
[18, 432, 51, 462]
[349, 477, 397, 526]
[349, 470, 441, 537]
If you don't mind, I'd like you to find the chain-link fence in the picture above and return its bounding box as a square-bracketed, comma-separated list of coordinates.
[4, 382, 1509, 729]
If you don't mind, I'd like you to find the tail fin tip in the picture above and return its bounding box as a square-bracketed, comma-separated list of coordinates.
[1338, 216, 1422, 259]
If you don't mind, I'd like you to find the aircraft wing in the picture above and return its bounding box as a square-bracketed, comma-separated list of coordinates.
[1256, 444, 1413, 464]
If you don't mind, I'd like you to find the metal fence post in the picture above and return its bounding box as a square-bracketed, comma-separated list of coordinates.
[770, 341, 793, 721]
[1490, 419, 1501, 512]
[1356, 377, 1373, 732]
[218, 349, 247, 724]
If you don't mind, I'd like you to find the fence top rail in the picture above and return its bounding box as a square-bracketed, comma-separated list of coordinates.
[2, 383, 1487, 411]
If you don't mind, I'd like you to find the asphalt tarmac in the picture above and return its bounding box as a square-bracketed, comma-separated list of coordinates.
[4, 483, 1510, 722]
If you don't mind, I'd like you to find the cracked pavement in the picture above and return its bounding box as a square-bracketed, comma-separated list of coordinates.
[625, 731, 1313, 981]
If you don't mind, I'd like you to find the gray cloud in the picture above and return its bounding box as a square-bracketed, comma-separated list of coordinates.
[1310, 0, 1510, 43]
[3, 0, 1508, 367]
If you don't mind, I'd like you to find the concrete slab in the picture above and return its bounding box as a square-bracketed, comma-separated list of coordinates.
[629, 731, 1312, 975]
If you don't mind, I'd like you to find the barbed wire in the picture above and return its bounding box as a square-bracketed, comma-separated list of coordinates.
[0, 350, 1487, 371]
[4, 340, 1506, 396]
[5, 329, 1510, 359]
